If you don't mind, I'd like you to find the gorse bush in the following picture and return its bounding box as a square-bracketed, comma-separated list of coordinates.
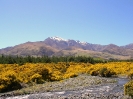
[0, 62, 133, 92]
[124, 80, 133, 97]
[35, 68, 51, 81]
[30, 73, 44, 84]
[99, 67, 115, 77]
[127, 72, 133, 79]
[0, 71, 22, 92]
[90, 70, 99, 76]
[90, 67, 116, 77]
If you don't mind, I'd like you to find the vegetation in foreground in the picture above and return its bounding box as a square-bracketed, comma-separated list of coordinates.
[0, 74, 117, 98]
[124, 80, 133, 97]
[0, 62, 132, 90]
[0, 55, 133, 97]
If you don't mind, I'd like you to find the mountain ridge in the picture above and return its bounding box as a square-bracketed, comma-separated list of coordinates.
[0, 36, 133, 60]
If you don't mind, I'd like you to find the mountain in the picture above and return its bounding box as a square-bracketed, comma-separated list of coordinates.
[0, 41, 58, 56]
[44, 37, 104, 51]
[121, 43, 133, 49]
[0, 36, 133, 60]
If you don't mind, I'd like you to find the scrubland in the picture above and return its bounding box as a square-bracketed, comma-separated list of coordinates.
[0, 62, 133, 98]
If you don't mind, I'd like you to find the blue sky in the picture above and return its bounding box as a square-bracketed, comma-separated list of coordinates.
[0, 0, 133, 48]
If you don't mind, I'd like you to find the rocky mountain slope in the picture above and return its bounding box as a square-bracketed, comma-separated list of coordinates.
[0, 36, 133, 60]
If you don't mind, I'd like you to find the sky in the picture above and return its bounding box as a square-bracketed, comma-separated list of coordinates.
[0, 0, 133, 49]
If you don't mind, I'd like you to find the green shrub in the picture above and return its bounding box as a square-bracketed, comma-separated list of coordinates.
[124, 80, 133, 97]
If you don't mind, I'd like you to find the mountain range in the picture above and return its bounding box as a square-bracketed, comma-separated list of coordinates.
[1, 36, 133, 60]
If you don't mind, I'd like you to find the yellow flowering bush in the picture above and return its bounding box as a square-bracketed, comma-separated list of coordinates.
[124, 80, 133, 97]
[0, 62, 133, 92]
[0, 71, 21, 92]
[30, 73, 44, 84]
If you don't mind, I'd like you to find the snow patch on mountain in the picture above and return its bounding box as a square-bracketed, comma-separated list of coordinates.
[50, 36, 67, 41]
[49, 36, 88, 45]
[80, 42, 88, 45]
[75, 40, 88, 45]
